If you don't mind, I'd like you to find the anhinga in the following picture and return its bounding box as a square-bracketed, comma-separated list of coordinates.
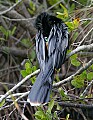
[27, 12, 69, 106]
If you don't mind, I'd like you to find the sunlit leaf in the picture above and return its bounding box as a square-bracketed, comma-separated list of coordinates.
[87, 72, 93, 81]
[29, 1, 35, 11]
[65, 18, 80, 31]
[66, 114, 70, 120]
[47, 99, 54, 114]
[25, 62, 31, 69]
[0, 99, 5, 107]
[56, 4, 68, 20]
[71, 59, 81, 67]
[20, 70, 28, 77]
[73, 18, 80, 29]
[71, 75, 84, 88]
[60, 4, 68, 18]
[11, 26, 16, 35]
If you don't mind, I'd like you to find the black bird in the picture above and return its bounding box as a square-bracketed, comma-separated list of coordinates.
[27, 12, 69, 106]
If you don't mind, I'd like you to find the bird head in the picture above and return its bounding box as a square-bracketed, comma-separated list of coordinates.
[35, 12, 62, 37]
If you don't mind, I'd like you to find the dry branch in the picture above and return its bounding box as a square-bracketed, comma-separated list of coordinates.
[0, 69, 40, 103]
[0, 46, 27, 58]
[0, 5, 37, 36]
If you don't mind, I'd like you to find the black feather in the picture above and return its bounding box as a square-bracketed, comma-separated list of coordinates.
[28, 12, 69, 106]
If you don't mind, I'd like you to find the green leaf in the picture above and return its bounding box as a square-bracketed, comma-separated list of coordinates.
[0, 99, 5, 107]
[65, 22, 74, 30]
[69, 3, 75, 12]
[35, 108, 46, 119]
[71, 59, 81, 67]
[87, 72, 93, 81]
[56, 102, 61, 110]
[58, 88, 65, 97]
[29, 1, 35, 11]
[16, 0, 18, 3]
[65, 18, 80, 31]
[11, 26, 16, 35]
[56, 4, 68, 20]
[53, 111, 58, 119]
[25, 62, 31, 69]
[5, 31, 9, 39]
[48, 0, 59, 6]
[58, 88, 68, 100]
[30, 76, 36, 84]
[90, 64, 93, 70]
[0, 26, 7, 36]
[30, 50, 36, 60]
[67, 49, 72, 54]
[32, 66, 37, 72]
[28, 8, 34, 15]
[70, 53, 81, 67]
[81, 71, 87, 79]
[26, 68, 32, 74]
[47, 99, 54, 114]
[21, 38, 32, 47]
[66, 114, 70, 120]
[71, 75, 84, 88]
[20, 70, 28, 77]
[70, 53, 77, 59]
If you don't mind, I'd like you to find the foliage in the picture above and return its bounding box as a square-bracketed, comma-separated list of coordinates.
[35, 100, 58, 120]
[0, 99, 5, 107]
[0, 26, 16, 39]
[21, 61, 37, 84]
[28, 0, 36, 15]
[70, 53, 81, 67]
[56, 4, 80, 31]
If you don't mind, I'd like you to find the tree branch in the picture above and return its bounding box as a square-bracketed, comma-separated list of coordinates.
[53, 58, 93, 87]
[0, 46, 27, 58]
[0, 5, 37, 36]
[58, 101, 93, 109]
[66, 43, 93, 59]
[0, 0, 22, 15]
[0, 69, 40, 103]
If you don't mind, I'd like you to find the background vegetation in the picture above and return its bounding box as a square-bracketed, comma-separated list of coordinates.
[0, 0, 93, 120]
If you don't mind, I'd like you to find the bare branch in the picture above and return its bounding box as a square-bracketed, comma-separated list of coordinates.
[0, 69, 40, 103]
[67, 43, 93, 59]
[81, 80, 93, 97]
[58, 101, 93, 109]
[53, 58, 93, 87]
[0, 46, 27, 58]
[78, 27, 93, 46]
[0, 0, 22, 15]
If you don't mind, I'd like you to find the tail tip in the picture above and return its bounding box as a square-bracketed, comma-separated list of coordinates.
[27, 98, 47, 106]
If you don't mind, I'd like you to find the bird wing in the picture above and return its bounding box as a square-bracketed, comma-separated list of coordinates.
[48, 23, 69, 69]
[36, 31, 46, 70]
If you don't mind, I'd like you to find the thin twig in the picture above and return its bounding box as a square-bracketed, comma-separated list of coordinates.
[81, 80, 93, 97]
[67, 43, 93, 59]
[0, 0, 22, 15]
[1, 15, 36, 21]
[78, 27, 93, 46]
[58, 101, 93, 109]
[0, 69, 40, 103]
[53, 58, 93, 87]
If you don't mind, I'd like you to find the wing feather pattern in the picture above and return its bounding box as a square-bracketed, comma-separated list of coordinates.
[36, 31, 46, 70]
[48, 23, 68, 69]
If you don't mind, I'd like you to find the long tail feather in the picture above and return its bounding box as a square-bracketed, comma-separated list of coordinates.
[27, 62, 54, 106]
